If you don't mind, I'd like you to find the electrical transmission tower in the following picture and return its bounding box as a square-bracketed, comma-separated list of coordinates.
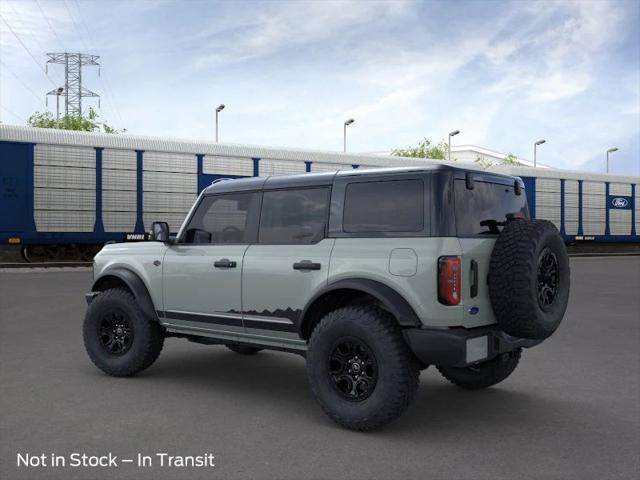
[46, 53, 100, 118]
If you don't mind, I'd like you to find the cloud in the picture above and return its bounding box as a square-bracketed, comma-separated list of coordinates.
[483, 0, 624, 103]
[188, 0, 411, 69]
[1, 0, 637, 174]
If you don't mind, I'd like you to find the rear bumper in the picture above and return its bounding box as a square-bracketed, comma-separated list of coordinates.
[403, 325, 542, 368]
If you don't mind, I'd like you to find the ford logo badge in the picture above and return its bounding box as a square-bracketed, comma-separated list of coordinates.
[611, 197, 629, 208]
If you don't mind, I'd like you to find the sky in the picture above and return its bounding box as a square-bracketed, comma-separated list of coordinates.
[1, 0, 639, 175]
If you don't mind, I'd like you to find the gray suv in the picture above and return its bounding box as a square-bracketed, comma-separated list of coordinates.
[84, 166, 570, 430]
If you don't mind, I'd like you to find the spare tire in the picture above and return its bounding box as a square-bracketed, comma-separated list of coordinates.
[488, 219, 570, 340]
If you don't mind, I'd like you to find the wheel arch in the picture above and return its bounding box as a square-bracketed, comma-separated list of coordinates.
[92, 268, 159, 322]
[298, 278, 422, 339]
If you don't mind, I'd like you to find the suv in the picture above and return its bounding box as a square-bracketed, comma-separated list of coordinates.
[84, 166, 570, 430]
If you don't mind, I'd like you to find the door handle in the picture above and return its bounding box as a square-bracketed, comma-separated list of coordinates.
[214, 258, 237, 269]
[470, 260, 478, 298]
[293, 260, 321, 271]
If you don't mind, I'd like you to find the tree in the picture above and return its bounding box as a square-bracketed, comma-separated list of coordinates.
[475, 152, 523, 169]
[502, 153, 521, 165]
[27, 107, 125, 134]
[392, 138, 449, 160]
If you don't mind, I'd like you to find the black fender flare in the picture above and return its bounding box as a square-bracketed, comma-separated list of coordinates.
[299, 278, 422, 337]
[91, 268, 159, 322]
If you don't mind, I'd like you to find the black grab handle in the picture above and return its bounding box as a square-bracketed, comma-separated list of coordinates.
[214, 259, 237, 268]
[293, 261, 321, 271]
[470, 260, 478, 298]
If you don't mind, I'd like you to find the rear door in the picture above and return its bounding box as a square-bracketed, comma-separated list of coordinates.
[241, 187, 333, 344]
[455, 177, 529, 327]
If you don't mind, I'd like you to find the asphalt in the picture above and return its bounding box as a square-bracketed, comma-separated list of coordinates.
[1, 257, 638, 480]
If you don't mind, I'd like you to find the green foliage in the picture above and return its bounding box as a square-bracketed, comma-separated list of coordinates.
[503, 153, 521, 165]
[392, 138, 449, 160]
[475, 153, 523, 169]
[27, 107, 125, 134]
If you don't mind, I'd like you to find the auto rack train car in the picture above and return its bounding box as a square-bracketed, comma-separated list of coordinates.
[488, 165, 639, 244]
[1, 125, 638, 261]
[0, 125, 428, 261]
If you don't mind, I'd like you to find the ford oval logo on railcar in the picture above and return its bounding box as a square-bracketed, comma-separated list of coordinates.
[611, 197, 629, 208]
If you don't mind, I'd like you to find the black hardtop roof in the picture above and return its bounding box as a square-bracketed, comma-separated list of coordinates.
[202, 165, 522, 195]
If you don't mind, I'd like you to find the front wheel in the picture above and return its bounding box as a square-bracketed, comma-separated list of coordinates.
[437, 349, 522, 390]
[83, 288, 164, 377]
[306, 305, 420, 431]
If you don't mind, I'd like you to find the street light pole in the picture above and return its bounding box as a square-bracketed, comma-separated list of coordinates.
[534, 139, 546, 168]
[343, 118, 354, 152]
[56, 87, 64, 121]
[606, 147, 618, 173]
[448, 130, 460, 162]
[215, 104, 225, 142]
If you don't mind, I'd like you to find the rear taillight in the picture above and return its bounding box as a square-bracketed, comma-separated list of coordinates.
[438, 256, 461, 305]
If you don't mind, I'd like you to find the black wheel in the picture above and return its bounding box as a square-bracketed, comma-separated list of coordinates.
[226, 344, 263, 355]
[437, 349, 522, 390]
[488, 219, 570, 340]
[83, 288, 164, 377]
[306, 305, 420, 431]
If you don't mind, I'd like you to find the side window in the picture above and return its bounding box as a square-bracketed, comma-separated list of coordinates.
[343, 179, 424, 233]
[183, 192, 259, 244]
[259, 188, 329, 244]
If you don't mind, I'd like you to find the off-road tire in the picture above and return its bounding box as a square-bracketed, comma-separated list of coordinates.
[83, 288, 164, 377]
[489, 219, 570, 340]
[306, 305, 420, 431]
[437, 349, 522, 390]
[226, 344, 263, 355]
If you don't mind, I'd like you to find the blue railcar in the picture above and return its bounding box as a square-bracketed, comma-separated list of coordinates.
[1, 125, 638, 260]
[0, 125, 425, 260]
[488, 165, 639, 244]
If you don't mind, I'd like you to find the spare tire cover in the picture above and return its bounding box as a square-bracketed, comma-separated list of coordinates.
[488, 219, 570, 340]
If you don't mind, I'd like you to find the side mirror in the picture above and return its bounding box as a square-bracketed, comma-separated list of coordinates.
[151, 221, 170, 242]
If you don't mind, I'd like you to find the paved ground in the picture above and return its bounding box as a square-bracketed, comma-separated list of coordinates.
[1, 257, 638, 480]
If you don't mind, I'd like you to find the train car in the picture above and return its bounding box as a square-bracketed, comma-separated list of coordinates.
[0, 125, 432, 261]
[488, 165, 639, 243]
[2, 125, 638, 261]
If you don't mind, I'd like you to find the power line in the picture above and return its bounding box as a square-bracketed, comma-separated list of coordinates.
[71, 0, 125, 126]
[0, 59, 46, 107]
[0, 13, 57, 87]
[5, 0, 64, 85]
[62, 0, 90, 52]
[34, 0, 67, 51]
[0, 104, 23, 123]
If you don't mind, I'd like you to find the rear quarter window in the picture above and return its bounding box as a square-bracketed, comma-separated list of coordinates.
[343, 179, 424, 233]
[455, 180, 528, 236]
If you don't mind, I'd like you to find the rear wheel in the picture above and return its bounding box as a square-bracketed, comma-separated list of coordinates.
[306, 305, 420, 431]
[437, 349, 521, 390]
[83, 288, 164, 377]
[226, 344, 263, 355]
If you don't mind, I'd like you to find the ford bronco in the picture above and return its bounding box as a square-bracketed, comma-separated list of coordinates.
[84, 166, 570, 430]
